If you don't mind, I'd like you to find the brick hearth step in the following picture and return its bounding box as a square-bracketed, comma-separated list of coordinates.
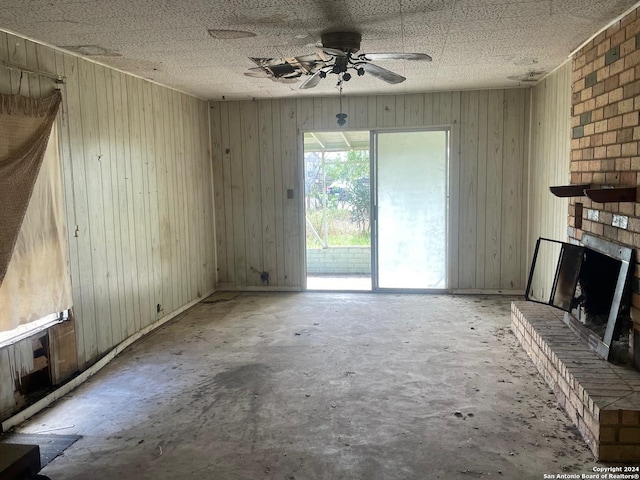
[512, 301, 640, 462]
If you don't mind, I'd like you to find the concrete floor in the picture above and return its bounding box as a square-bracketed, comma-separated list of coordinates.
[16, 293, 598, 479]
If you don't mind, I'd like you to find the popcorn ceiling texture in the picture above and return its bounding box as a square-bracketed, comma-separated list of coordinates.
[0, 0, 637, 99]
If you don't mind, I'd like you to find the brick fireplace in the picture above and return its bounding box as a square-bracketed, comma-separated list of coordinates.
[569, 7, 640, 304]
[513, 5, 640, 462]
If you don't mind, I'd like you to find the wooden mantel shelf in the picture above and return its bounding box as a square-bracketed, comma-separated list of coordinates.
[584, 186, 637, 203]
[549, 184, 590, 197]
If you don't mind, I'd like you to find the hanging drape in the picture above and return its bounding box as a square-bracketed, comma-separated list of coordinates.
[0, 91, 72, 332]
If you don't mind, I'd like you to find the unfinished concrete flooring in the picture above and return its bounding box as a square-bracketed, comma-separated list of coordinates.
[15, 293, 598, 479]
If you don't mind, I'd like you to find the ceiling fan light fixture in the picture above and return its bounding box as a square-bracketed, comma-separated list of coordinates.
[244, 31, 430, 90]
[336, 113, 348, 127]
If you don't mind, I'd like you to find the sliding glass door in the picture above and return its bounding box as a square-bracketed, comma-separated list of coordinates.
[373, 129, 448, 290]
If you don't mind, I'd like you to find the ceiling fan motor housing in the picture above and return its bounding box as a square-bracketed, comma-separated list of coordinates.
[321, 31, 362, 54]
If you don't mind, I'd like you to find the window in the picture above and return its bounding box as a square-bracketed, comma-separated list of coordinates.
[0, 121, 72, 344]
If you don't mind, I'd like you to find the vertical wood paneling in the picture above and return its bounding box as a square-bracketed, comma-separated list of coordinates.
[173, 90, 187, 305]
[475, 91, 489, 289]
[528, 63, 572, 287]
[0, 33, 214, 378]
[484, 90, 505, 288]
[501, 89, 526, 289]
[241, 101, 262, 285]
[520, 89, 531, 285]
[367, 96, 377, 127]
[6, 34, 26, 94]
[202, 99, 215, 292]
[348, 95, 368, 128]
[165, 89, 180, 308]
[119, 72, 141, 338]
[79, 60, 108, 361]
[126, 76, 148, 333]
[229, 101, 247, 286]
[211, 89, 529, 292]
[152, 84, 168, 318]
[210, 102, 226, 285]
[404, 93, 423, 127]
[259, 100, 278, 284]
[220, 102, 236, 287]
[423, 93, 434, 125]
[321, 96, 341, 130]
[104, 67, 126, 344]
[0, 33, 11, 91]
[394, 94, 405, 128]
[146, 83, 163, 317]
[296, 98, 314, 130]
[271, 101, 286, 286]
[94, 64, 115, 351]
[281, 99, 300, 287]
[377, 95, 396, 127]
[181, 94, 193, 298]
[63, 53, 92, 367]
[312, 97, 323, 128]
[35, 43, 57, 97]
[24, 40, 41, 98]
[459, 91, 479, 289]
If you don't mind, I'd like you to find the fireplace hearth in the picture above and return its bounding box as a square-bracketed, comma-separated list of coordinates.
[516, 233, 640, 461]
[512, 302, 640, 462]
[526, 234, 633, 363]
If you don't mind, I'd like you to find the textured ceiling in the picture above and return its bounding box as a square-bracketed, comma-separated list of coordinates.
[0, 0, 637, 100]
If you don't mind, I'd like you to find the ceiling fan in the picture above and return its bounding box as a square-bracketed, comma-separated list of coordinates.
[244, 31, 431, 89]
[300, 31, 431, 89]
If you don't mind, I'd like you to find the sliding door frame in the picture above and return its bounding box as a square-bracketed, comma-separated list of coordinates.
[371, 127, 451, 293]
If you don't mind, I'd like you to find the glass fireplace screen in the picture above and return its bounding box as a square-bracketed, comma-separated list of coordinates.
[525, 235, 632, 360]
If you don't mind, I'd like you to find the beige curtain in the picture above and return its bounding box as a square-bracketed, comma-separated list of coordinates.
[0, 91, 72, 331]
[0, 92, 61, 283]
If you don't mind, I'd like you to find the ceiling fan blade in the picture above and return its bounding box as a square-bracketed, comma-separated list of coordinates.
[268, 63, 297, 78]
[244, 67, 270, 78]
[362, 63, 406, 84]
[299, 70, 324, 89]
[295, 53, 324, 63]
[360, 52, 432, 62]
[272, 76, 300, 84]
[321, 47, 347, 57]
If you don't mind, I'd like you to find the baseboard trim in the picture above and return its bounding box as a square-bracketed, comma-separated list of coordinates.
[216, 285, 302, 292]
[451, 289, 525, 295]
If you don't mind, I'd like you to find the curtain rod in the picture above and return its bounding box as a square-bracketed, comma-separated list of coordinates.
[1, 60, 66, 84]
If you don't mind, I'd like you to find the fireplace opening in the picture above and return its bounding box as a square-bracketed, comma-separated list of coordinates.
[526, 234, 633, 363]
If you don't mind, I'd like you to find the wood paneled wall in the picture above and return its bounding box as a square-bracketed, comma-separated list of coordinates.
[527, 63, 572, 262]
[0, 31, 215, 374]
[210, 89, 530, 292]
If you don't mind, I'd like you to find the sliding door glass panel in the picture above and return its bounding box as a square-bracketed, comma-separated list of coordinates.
[376, 130, 447, 289]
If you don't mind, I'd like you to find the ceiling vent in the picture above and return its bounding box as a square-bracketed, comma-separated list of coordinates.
[507, 70, 547, 84]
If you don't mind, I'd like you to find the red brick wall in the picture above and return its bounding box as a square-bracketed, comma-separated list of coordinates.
[570, 8, 640, 308]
